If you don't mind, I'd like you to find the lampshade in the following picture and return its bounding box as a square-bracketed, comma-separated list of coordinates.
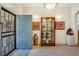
[44, 3, 58, 9]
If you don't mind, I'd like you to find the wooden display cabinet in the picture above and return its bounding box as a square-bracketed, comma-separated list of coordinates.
[41, 17, 55, 46]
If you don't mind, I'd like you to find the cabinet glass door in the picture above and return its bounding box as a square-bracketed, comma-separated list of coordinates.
[41, 17, 55, 46]
[0, 7, 16, 56]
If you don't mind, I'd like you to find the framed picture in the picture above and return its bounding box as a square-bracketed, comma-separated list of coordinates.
[55, 21, 65, 30]
[32, 22, 40, 30]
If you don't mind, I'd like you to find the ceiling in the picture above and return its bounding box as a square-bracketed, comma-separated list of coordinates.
[1, 3, 73, 8]
[1, 3, 78, 8]
[0, 3, 79, 14]
[22, 3, 72, 8]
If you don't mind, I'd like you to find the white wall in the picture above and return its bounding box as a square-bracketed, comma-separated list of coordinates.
[32, 17, 41, 45]
[32, 7, 71, 45]
[0, 5, 1, 14]
[1, 4, 77, 45]
[71, 4, 79, 45]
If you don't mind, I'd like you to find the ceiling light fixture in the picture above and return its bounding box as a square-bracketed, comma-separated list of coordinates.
[44, 3, 58, 10]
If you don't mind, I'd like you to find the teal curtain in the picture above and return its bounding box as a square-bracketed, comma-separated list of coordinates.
[16, 15, 32, 49]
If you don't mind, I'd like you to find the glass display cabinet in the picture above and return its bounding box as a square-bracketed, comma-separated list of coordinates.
[0, 7, 16, 56]
[41, 17, 55, 46]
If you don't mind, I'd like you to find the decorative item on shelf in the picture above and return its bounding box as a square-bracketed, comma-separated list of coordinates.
[67, 28, 73, 35]
[55, 21, 65, 30]
[33, 34, 38, 46]
[46, 40, 49, 43]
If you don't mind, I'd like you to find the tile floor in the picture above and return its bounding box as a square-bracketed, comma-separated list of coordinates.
[28, 45, 79, 56]
[9, 45, 79, 56]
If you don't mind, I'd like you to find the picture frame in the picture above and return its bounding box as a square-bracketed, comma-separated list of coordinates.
[55, 21, 65, 30]
[32, 22, 40, 30]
